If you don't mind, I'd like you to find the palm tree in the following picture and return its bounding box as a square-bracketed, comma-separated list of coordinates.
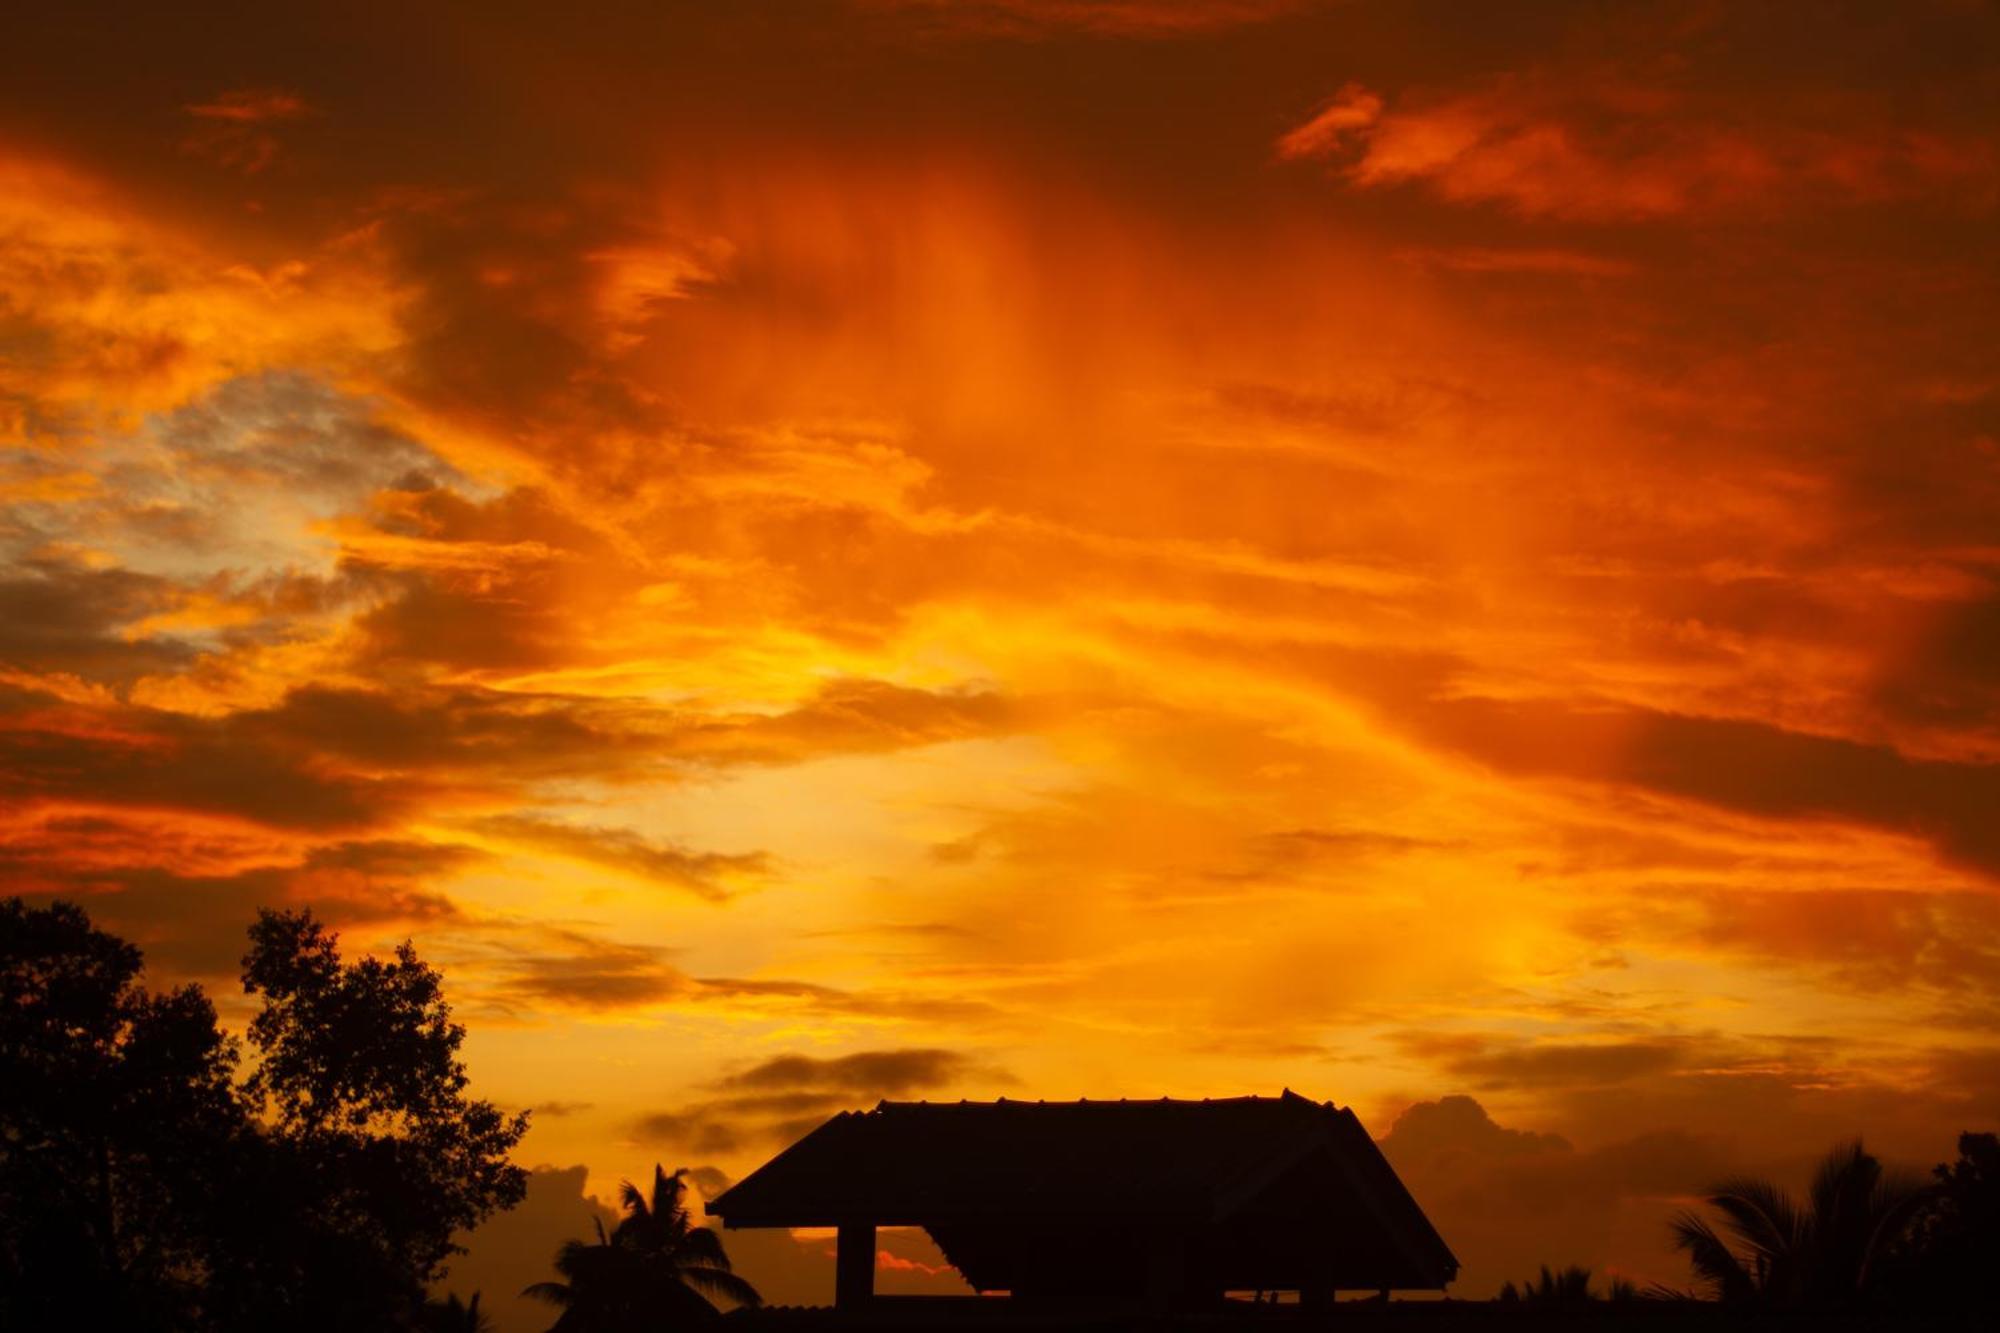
[523, 1217, 658, 1332]
[1670, 1139, 1931, 1307]
[1496, 1265, 1631, 1303]
[611, 1166, 761, 1312]
[421, 1290, 493, 1332]
[524, 1165, 759, 1331]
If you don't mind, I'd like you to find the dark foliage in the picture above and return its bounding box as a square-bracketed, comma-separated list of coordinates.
[0, 898, 526, 1332]
[230, 908, 530, 1330]
[1669, 1139, 1932, 1309]
[0, 899, 242, 1331]
[524, 1163, 760, 1330]
[421, 1290, 495, 1332]
[1893, 1131, 2000, 1315]
[1495, 1265, 1633, 1303]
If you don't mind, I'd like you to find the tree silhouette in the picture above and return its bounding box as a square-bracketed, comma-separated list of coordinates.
[0, 898, 243, 1331]
[0, 897, 528, 1332]
[525, 1164, 759, 1330]
[614, 1166, 762, 1310]
[1495, 1265, 1633, 1303]
[523, 1216, 654, 1332]
[1670, 1139, 1930, 1307]
[228, 908, 530, 1330]
[422, 1290, 494, 1332]
[1896, 1131, 2000, 1315]
[230, 904, 528, 1320]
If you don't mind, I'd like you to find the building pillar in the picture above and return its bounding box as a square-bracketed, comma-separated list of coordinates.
[835, 1222, 875, 1308]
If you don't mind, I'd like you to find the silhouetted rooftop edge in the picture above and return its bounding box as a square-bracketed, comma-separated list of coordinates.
[711, 1089, 1458, 1304]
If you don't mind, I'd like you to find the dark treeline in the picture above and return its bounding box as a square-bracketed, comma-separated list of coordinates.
[0, 897, 527, 1333]
[4, 896, 1997, 1331]
[1497, 1133, 1999, 1318]
[1492, 1131, 1997, 1318]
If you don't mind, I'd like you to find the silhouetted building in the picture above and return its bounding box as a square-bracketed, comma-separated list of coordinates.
[709, 1090, 1457, 1310]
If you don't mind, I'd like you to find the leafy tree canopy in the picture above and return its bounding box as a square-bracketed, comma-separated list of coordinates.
[0, 898, 526, 1333]
[0, 899, 242, 1331]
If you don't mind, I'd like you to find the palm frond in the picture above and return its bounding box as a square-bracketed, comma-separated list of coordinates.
[677, 1262, 763, 1308]
[677, 1224, 732, 1268]
[653, 1164, 692, 1232]
[520, 1280, 571, 1305]
[1809, 1140, 1876, 1223]
[1856, 1167, 1937, 1290]
[552, 1238, 593, 1275]
[1670, 1209, 1757, 1303]
[1706, 1175, 1804, 1277]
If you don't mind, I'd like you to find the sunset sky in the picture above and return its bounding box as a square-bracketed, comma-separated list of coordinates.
[5, 0, 1999, 1313]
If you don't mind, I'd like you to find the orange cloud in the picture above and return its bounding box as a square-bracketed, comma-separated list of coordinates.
[184, 88, 308, 123]
[1281, 70, 1997, 220]
[181, 88, 311, 174]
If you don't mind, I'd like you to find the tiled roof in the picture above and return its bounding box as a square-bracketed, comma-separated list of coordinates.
[709, 1089, 1456, 1284]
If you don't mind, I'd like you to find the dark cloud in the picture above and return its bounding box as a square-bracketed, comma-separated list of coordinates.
[1408, 696, 2000, 881]
[1276, 2, 1999, 222]
[635, 1047, 1012, 1155]
[238, 684, 663, 781]
[0, 558, 195, 682]
[488, 931, 692, 1012]
[1581, 885, 2000, 1005]
[716, 1048, 985, 1095]
[0, 832, 472, 975]
[341, 484, 627, 672]
[465, 919, 1010, 1020]
[461, 814, 769, 902]
[1381, 1094, 1737, 1296]
[667, 680, 1022, 769]
[631, 1110, 743, 1156]
[1211, 825, 1459, 884]
[1443, 1041, 1688, 1091]
[691, 976, 1002, 1024]
[1380, 1093, 1572, 1164]
[0, 684, 405, 833]
[684, 1165, 732, 1200]
[1874, 585, 2000, 737]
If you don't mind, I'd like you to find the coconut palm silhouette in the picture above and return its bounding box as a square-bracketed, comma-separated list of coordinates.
[421, 1290, 493, 1332]
[1670, 1139, 1930, 1306]
[524, 1165, 759, 1329]
[1497, 1264, 1631, 1303]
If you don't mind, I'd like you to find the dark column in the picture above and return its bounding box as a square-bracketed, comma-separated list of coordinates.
[835, 1223, 875, 1308]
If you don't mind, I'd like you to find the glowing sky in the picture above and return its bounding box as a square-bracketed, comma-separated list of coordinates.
[4, 0, 1999, 1309]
